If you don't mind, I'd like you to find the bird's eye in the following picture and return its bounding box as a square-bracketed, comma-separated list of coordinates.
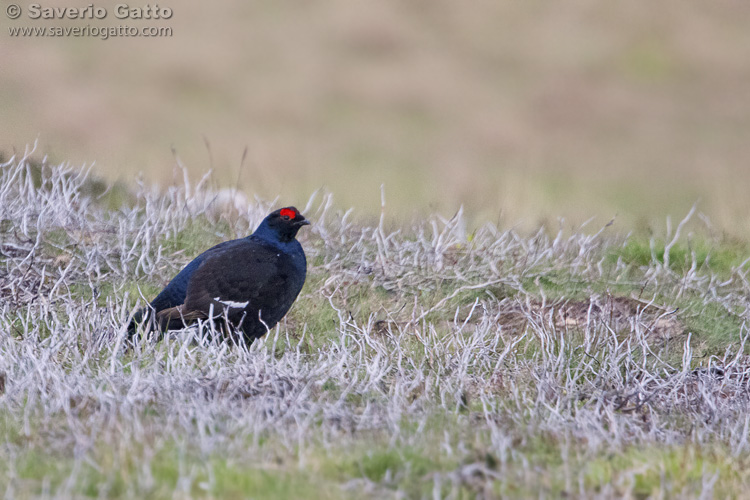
[281, 215, 290, 221]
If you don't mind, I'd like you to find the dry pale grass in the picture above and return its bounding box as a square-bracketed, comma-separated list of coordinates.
[3, 148, 750, 497]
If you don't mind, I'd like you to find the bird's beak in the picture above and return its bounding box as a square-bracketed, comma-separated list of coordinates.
[295, 218, 310, 226]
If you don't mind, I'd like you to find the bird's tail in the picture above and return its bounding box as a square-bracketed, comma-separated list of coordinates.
[126, 306, 207, 344]
[127, 307, 155, 342]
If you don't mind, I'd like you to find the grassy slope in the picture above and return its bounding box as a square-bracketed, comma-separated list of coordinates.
[2, 155, 750, 498]
[4, 2, 750, 228]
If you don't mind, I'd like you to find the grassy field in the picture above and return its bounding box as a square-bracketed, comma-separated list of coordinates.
[4, 2, 750, 497]
[3, 151, 750, 498]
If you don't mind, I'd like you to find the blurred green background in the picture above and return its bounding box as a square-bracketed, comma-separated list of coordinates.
[2, 1, 750, 230]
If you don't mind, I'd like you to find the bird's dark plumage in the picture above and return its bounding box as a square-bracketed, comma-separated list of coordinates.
[128, 206, 309, 343]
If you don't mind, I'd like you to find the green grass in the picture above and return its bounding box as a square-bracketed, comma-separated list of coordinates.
[679, 299, 746, 357]
[159, 218, 234, 263]
[612, 237, 750, 276]
[4, 408, 744, 499]
[1, 442, 345, 500]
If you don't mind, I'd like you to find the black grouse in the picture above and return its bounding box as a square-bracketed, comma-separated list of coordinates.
[128, 206, 309, 343]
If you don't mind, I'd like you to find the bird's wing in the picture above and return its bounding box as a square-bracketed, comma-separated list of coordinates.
[181, 241, 287, 317]
[148, 238, 247, 312]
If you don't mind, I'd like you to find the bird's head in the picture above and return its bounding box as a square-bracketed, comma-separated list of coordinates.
[256, 206, 310, 243]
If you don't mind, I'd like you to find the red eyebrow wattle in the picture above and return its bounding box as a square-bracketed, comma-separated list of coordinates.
[280, 208, 296, 218]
